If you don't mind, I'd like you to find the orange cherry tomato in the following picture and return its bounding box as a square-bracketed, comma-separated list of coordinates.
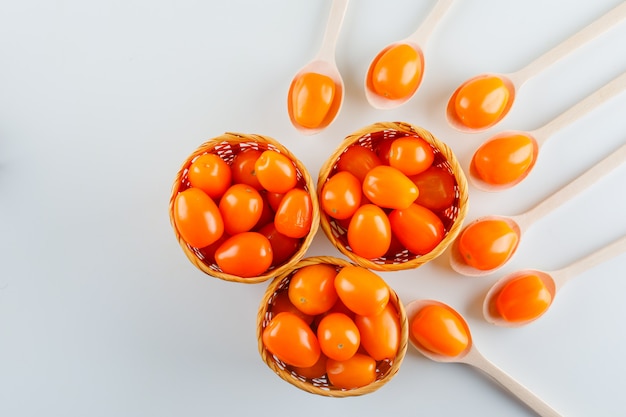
[454, 75, 510, 129]
[290, 71, 336, 129]
[274, 188, 313, 238]
[265, 191, 285, 212]
[231, 149, 264, 190]
[187, 153, 232, 199]
[335, 266, 389, 317]
[317, 312, 361, 361]
[292, 353, 328, 380]
[288, 264, 339, 316]
[389, 203, 445, 255]
[362, 165, 418, 209]
[173, 188, 224, 248]
[218, 184, 264, 235]
[336, 145, 382, 182]
[473, 134, 535, 185]
[253, 191, 275, 230]
[374, 138, 394, 165]
[321, 171, 362, 220]
[254, 150, 298, 194]
[257, 223, 300, 267]
[355, 302, 401, 361]
[410, 304, 469, 357]
[458, 219, 519, 271]
[347, 204, 391, 259]
[410, 165, 457, 211]
[326, 353, 377, 390]
[370, 43, 422, 100]
[495, 274, 552, 322]
[271, 290, 313, 325]
[214, 232, 273, 277]
[262, 312, 321, 368]
[387, 136, 435, 176]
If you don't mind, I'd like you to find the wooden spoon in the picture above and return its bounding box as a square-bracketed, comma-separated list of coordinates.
[446, 2, 626, 132]
[364, 0, 455, 109]
[287, 0, 349, 135]
[406, 299, 562, 417]
[450, 142, 626, 276]
[470, 71, 626, 192]
[483, 234, 626, 327]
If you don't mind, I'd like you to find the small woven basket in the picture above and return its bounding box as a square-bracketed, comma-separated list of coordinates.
[317, 121, 468, 271]
[257, 256, 408, 397]
[169, 132, 320, 284]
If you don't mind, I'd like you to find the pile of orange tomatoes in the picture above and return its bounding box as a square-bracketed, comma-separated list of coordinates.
[262, 263, 404, 390]
[321, 134, 457, 259]
[172, 148, 313, 278]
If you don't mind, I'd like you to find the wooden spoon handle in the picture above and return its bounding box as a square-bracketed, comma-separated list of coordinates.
[517, 142, 626, 230]
[316, 0, 350, 63]
[463, 349, 562, 417]
[407, 0, 455, 46]
[554, 234, 626, 287]
[534, 71, 626, 145]
[510, 2, 626, 85]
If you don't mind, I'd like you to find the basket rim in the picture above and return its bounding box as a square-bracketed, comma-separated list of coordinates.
[169, 131, 321, 284]
[256, 255, 409, 397]
[317, 121, 469, 271]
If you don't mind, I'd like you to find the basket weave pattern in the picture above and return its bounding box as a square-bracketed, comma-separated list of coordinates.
[317, 121, 469, 271]
[256, 256, 409, 397]
[169, 132, 320, 284]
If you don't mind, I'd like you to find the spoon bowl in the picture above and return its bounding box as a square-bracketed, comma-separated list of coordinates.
[446, 2, 626, 133]
[450, 142, 626, 276]
[288, 0, 349, 135]
[484, 234, 626, 327]
[469, 71, 626, 192]
[405, 299, 562, 417]
[364, 0, 454, 109]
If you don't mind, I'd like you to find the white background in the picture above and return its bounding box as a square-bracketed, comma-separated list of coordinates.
[2, 1, 626, 416]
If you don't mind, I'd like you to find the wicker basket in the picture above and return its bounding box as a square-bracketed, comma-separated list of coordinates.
[317, 121, 468, 271]
[169, 132, 320, 284]
[257, 256, 408, 397]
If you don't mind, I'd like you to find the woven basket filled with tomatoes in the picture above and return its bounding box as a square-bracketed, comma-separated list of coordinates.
[317, 121, 468, 271]
[257, 256, 408, 397]
[169, 132, 320, 284]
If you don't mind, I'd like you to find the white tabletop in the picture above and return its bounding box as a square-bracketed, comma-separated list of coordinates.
[2, 1, 626, 416]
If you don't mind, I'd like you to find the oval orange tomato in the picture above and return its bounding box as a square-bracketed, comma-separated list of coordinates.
[336, 145, 382, 183]
[389, 203, 445, 255]
[370, 43, 422, 100]
[355, 303, 401, 361]
[274, 188, 313, 239]
[410, 304, 469, 357]
[347, 204, 391, 259]
[218, 184, 264, 235]
[362, 165, 418, 209]
[472, 134, 535, 185]
[458, 219, 519, 271]
[270, 290, 313, 325]
[326, 353, 377, 389]
[214, 232, 273, 277]
[387, 136, 435, 176]
[290, 71, 336, 129]
[262, 312, 321, 368]
[410, 165, 456, 211]
[254, 150, 298, 193]
[288, 264, 338, 316]
[317, 312, 361, 361]
[257, 223, 300, 267]
[335, 266, 389, 316]
[495, 274, 552, 322]
[231, 148, 263, 190]
[321, 171, 362, 220]
[454, 75, 510, 129]
[187, 153, 232, 199]
[173, 188, 224, 248]
[292, 353, 328, 380]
